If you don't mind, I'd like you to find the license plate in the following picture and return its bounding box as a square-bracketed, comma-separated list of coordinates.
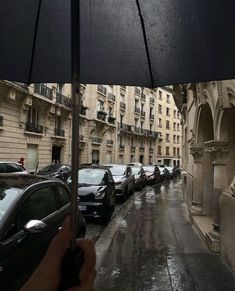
[79, 205, 87, 211]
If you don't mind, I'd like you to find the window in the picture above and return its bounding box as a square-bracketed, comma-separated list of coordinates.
[98, 100, 105, 111]
[159, 90, 162, 100]
[27, 107, 39, 125]
[166, 94, 170, 103]
[158, 118, 162, 127]
[166, 120, 170, 129]
[166, 107, 170, 116]
[173, 135, 176, 143]
[57, 186, 70, 207]
[174, 110, 176, 118]
[177, 136, 180, 144]
[57, 83, 63, 93]
[158, 146, 162, 155]
[158, 104, 162, 114]
[177, 148, 180, 156]
[166, 147, 170, 155]
[16, 186, 58, 231]
[173, 122, 176, 130]
[166, 134, 170, 143]
[177, 123, 180, 131]
[173, 147, 176, 156]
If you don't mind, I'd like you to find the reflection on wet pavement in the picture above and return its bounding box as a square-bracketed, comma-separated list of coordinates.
[95, 179, 235, 291]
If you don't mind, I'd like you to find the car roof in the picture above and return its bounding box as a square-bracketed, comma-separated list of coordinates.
[0, 161, 23, 165]
[0, 174, 62, 191]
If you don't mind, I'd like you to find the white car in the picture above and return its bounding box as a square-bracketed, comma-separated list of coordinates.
[0, 161, 27, 174]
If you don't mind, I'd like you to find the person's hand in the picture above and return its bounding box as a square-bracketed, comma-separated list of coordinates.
[21, 218, 96, 291]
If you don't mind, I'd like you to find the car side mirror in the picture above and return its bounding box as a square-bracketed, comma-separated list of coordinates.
[24, 220, 47, 234]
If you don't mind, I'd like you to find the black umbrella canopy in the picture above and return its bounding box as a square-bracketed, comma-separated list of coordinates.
[0, 0, 235, 87]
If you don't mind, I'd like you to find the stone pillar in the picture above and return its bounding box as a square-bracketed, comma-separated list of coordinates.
[204, 140, 229, 251]
[190, 146, 203, 215]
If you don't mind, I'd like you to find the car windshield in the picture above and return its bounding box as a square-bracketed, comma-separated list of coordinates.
[0, 187, 20, 223]
[143, 166, 154, 172]
[131, 167, 141, 175]
[78, 168, 105, 185]
[38, 164, 61, 173]
[108, 165, 126, 176]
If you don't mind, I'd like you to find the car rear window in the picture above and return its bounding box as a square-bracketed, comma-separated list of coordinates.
[78, 168, 105, 185]
[0, 188, 20, 222]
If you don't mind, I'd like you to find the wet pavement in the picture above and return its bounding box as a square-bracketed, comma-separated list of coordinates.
[95, 179, 235, 291]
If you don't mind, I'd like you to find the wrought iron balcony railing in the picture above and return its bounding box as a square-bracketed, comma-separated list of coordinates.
[108, 93, 115, 102]
[107, 140, 114, 145]
[97, 110, 107, 121]
[54, 128, 65, 137]
[25, 122, 43, 134]
[108, 116, 116, 125]
[135, 88, 141, 95]
[120, 102, 126, 110]
[34, 83, 53, 100]
[141, 93, 146, 101]
[139, 146, 145, 151]
[141, 111, 146, 117]
[135, 107, 140, 114]
[56, 92, 72, 109]
[97, 85, 107, 95]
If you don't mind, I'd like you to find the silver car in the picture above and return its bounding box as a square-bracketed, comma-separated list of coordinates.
[104, 164, 135, 201]
[0, 161, 27, 174]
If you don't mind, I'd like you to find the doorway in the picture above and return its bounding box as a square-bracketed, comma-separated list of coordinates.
[52, 146, 61, 163]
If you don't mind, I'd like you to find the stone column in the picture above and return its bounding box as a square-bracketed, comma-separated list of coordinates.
[205, 141, 229, 246]
[190, 146, 203, 215]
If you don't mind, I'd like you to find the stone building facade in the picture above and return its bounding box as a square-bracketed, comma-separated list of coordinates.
[0, 81, 181, 171]
[174, 80, 235, 272]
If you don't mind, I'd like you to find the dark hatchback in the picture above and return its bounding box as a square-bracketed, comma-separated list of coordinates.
[0, 175, 85, 291]
[67, 167, 116, 223]
[37, 164, 71, 181]
[143, 165, 161, 185]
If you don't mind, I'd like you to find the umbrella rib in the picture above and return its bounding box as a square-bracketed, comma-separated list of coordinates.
[28, 0, 42, 84]
[135, 0, 154, 88]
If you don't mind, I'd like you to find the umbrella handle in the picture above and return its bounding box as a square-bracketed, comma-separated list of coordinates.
[59, 247, 84, 290]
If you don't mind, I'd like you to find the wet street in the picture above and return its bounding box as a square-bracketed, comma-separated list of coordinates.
[94, 179, 235, 291]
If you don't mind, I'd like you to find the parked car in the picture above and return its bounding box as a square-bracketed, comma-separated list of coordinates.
[131, 166, 146, 190]
[0, 161, 27, 174]
[67, 166, 116, 223]
[104, 164, 135, 201]
[165, 166, 174, 179]
[159, 165, 172, 181]
[0, 174, 86, 290]
[37, 164, 71, 181]
[143, 165, 161, 184]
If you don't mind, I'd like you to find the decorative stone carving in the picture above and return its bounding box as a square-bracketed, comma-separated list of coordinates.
[190, 146, 203, 162]
[204, 140, 229, 162]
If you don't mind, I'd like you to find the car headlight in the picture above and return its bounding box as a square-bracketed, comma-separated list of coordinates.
[95, 191, 105, 199]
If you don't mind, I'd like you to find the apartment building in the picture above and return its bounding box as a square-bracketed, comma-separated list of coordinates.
[0, 81, 181, 171]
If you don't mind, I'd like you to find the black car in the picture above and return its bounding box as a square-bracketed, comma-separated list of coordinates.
[159, 166, 172, 181]
[37, 164, 71, 181]
[0, 174, 86, 291]
[67, 166, 116, 223]
[143, 165, 161, 185]
[131, 166, 146, 190]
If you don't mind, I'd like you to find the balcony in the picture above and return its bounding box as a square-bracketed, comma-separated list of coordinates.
[119, 144, 125, 150]
[120, 102, 126, 111]
[107, 116, 116, 125]
[54, 128, 65, 137]
[135, 107, 140, 114]
[25, 122, 43, 134]
[79, 135, 85, 141]
[139, 146, 145, 152]
[150, 114, 154, 120]
[135, 88, 141, 95]
[141, 93, 146, 102]
[56, 92, 72, 109]
[108, 93, 115, 102]
[0, 115, 3, 127]
[97, 85, 107, 96]
[34, 83, 53, 100]
[130, 145, 136, 151]
[92, 137, 102, 144]
[141, 111, 146, 118]
[134, 126, 141, 134]
[80, 105, 88, 116]
[148, 131, 158, 139]
[13, 82, 29, 89]
[149, 148, 154, 154]
[107, 140, 114, 146]
[119, 123, 132, 133]
[97, 111, 107, 122]
[150, 97, 154, 104]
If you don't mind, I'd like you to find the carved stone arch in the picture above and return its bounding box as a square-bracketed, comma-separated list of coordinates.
[214, 98, 225, 140]
[200, 83, 216, 114]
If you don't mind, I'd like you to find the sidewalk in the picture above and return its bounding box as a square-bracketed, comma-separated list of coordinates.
[95, 179, 235, 291]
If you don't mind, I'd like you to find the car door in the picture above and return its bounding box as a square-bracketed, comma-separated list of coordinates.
[0, 184, 62, 290]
